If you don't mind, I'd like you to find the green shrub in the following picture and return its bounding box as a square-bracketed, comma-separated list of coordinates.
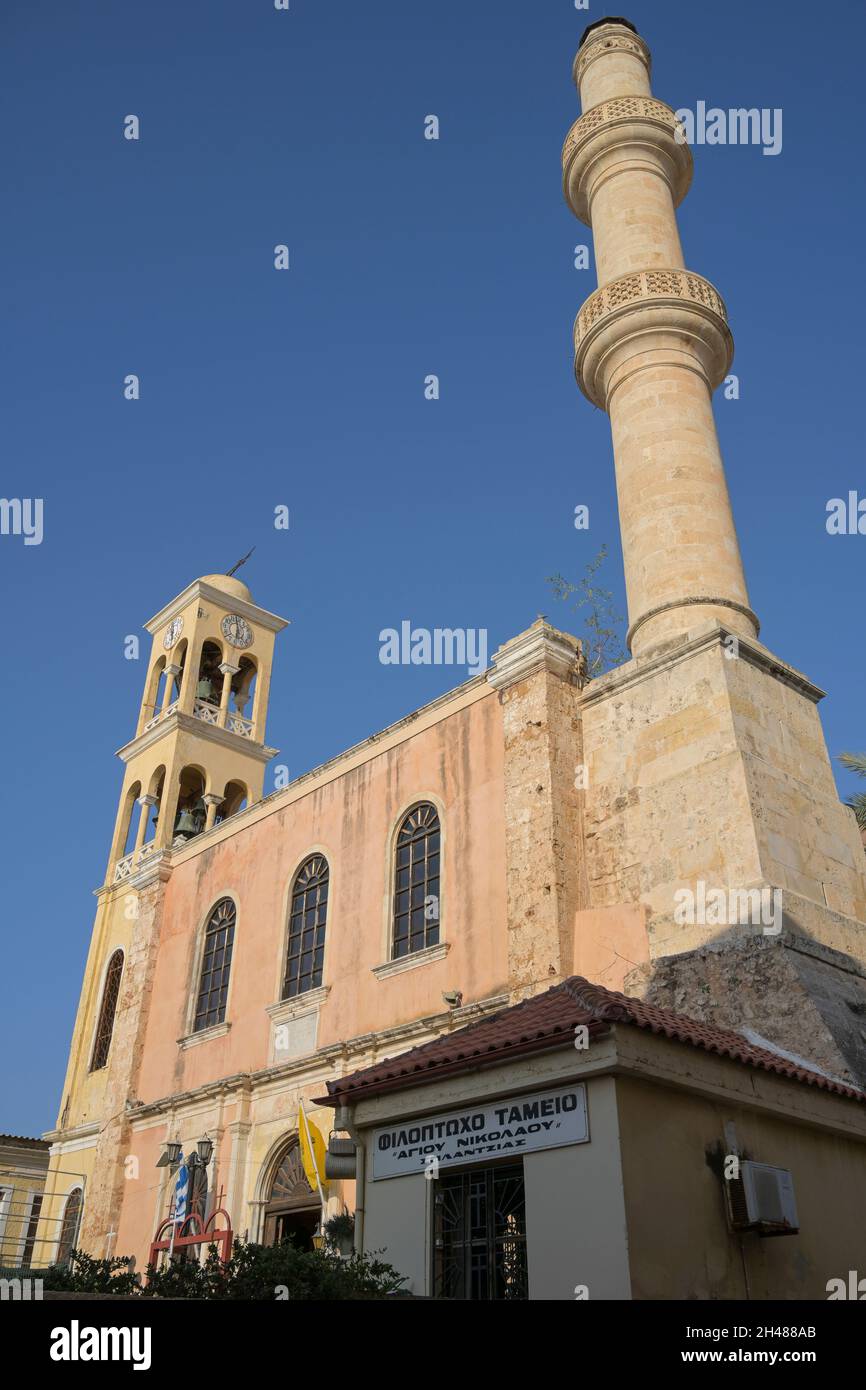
[141, 1238, 404, 1301]
[41, 1250, 140, 1295]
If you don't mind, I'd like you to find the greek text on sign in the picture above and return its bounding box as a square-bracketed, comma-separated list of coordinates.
[371, 1084, 588, 1180]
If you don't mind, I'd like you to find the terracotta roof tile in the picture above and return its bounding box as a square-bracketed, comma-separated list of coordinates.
[317, 976, 866, 1106]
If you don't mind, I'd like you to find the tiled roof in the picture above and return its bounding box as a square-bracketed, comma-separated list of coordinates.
[317, 977, 866, 1106]
[0, 1134, 51, 1150]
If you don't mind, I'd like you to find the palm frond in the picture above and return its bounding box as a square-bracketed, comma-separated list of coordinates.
[846, 792, 866, 832]
[839, 751, 866, 778]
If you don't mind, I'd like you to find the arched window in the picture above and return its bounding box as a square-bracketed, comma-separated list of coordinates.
[90, 949, 124, 1071]
[57, 1188, 83, 1265]
[392, 803, 440, 959]
[282, 856, 328, 999]
[193, 898, 236, 1032]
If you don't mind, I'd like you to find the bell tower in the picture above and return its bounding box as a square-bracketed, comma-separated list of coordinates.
[41, 572, 288, 1259]
[108, 572, 288, 885]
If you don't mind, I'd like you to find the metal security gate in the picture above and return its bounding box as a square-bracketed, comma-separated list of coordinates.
[433, 1161, 528, 1300]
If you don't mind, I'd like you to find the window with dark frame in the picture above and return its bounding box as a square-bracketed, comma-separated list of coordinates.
[282, 855, 328, 999]
[192, 897, 236, 1032]
[392, 803, 440, 959]
[89, 949, 124, 1071]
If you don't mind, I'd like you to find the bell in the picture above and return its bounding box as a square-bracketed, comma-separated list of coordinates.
[174, 808, 199, 836]
[196, 677, 215, 701]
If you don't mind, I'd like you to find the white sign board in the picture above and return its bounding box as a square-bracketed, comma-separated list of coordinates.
[370, 1083, 588, 1180]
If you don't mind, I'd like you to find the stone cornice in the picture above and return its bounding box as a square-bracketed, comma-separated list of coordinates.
[145, 580, 289, 637]
[115, 709, 278, 765]
[42, 1119, 101, 1148]
[580, 623, 826, 709]
[124, 992, 510, 1122]
[488, 620, 585, 691]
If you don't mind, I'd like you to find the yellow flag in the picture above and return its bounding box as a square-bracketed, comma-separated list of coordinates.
[298, 1100, 327, 1197]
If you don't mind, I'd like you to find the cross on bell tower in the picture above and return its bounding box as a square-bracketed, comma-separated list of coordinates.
[107, 572, 289, 884]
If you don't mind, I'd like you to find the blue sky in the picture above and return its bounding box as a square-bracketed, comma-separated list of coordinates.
[2, 0, 864, 1135]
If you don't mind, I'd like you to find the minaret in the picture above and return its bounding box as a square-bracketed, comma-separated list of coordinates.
[563, 17, 758, 656]
[565, 19, 866, 1087]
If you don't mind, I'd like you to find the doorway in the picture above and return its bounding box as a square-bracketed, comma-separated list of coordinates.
[433, 1160, 528, 1300]
[262, 1139, 321, 1251]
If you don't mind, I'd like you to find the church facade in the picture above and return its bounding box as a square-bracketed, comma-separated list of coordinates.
[39, 17, 866, 1285]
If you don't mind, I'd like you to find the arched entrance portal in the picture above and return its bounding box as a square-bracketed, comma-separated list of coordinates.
[263, 1140, 320, 1251]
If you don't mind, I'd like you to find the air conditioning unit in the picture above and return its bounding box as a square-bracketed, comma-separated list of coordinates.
[726, 1160, 799, 1236]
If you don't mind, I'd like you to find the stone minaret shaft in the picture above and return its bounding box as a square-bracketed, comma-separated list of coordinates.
[563, 18, 759, 656]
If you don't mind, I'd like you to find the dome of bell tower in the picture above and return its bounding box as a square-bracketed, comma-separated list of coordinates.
[198, 573, 253, 603]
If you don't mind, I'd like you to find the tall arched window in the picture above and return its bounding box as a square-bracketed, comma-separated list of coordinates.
[282, 856, 328, 999]
[193, 898, 236, 1032]
[90, 949, 124, 1071]
[392, 803, 440, 959]
[57, 1188, 83, 1265]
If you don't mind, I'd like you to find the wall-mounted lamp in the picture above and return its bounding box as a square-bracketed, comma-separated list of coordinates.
[157, 1140, 183, 1168]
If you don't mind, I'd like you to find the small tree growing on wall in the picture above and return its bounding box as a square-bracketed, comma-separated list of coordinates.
[547, 545, 627, 680]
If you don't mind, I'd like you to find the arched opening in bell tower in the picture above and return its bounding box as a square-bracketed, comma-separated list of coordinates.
[218, 780, 249, 823]
[195, 642, 223, 710]
[119, 781, 142, 858]
[232, 657, 257, 715]
[173, 765, 207, 844]
[143, 657, 166, 728]
[142, 766, 165, 846]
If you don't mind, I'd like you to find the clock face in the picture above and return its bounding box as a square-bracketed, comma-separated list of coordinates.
[221, 613, 254, 649]
[163, 617, 184, 649]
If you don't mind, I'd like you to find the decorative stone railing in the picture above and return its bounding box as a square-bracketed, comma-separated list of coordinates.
[193, 698, 220, 726]
[226, 712, 254, 739]
[113, 852, 135, 883]
[561, 94, 684, 166]
[573, 268, 728, 348]
[112, 840, 162, 884]
[142, 699, 179, 733]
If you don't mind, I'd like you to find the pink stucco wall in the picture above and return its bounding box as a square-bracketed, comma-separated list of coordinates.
[135, 689, 508, 1105]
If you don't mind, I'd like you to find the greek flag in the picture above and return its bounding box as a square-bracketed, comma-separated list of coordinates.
[174, 1162, 189, 1223]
